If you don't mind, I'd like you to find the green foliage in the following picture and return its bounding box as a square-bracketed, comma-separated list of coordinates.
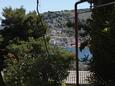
[1, 7, 46, 48]
[66, 20, 73, 28]
[61, 81, 67, 86]
[65, 20, 74, 37]
[87, 0, 115, 85]
[4, 38, 73, 86]
[0, 7, 73, 86]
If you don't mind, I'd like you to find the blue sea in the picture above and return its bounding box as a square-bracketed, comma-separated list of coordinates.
[65, 47, 92, 59]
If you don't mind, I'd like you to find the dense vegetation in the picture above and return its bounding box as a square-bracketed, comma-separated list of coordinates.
[86, 0, 115, 85]
[0, 7, 74, 86]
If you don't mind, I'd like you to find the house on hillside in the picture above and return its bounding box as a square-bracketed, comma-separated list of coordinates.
[49, 36, 69, 47]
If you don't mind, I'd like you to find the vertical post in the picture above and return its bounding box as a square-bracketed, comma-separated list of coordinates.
[75, 2, 79, 86]
[75, 0, 88, 86]
[0, 72, 6, 86]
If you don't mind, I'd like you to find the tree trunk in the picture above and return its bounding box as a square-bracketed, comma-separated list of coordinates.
[0, 72, 6, 86]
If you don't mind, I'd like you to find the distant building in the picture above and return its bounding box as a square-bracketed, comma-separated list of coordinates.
[50, 30, 57, 36]
[49, 36, 69, 47]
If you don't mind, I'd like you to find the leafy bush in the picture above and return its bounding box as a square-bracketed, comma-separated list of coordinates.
[3, 38, 73, 86]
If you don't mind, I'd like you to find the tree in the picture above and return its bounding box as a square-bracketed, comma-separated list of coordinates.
[0, 7, 46, 86]
[86, 0, 115, 85]
[4, 39, 73, 86]
[0, 7, 74, 86]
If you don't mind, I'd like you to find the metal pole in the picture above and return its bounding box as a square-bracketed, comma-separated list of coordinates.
[75, 0, 87, 86]
[75, 2, 79, 86]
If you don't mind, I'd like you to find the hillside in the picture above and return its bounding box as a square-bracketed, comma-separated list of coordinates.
[42, 9, 91, 47]
[42, 9, 91, 70]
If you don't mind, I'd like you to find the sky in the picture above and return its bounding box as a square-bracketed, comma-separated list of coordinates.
[0, 0, 90, 18]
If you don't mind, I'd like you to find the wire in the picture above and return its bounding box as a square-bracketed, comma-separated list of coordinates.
[36, 0, 49, 56]
[77, 1, 115, 14]
[94, 1, 115, 8]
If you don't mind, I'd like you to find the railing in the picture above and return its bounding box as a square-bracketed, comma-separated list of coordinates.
[65, 71, 91, 85]
[66, 71, 76, 84]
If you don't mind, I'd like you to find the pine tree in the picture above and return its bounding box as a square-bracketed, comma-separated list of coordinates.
[0, 7, 73, 86]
